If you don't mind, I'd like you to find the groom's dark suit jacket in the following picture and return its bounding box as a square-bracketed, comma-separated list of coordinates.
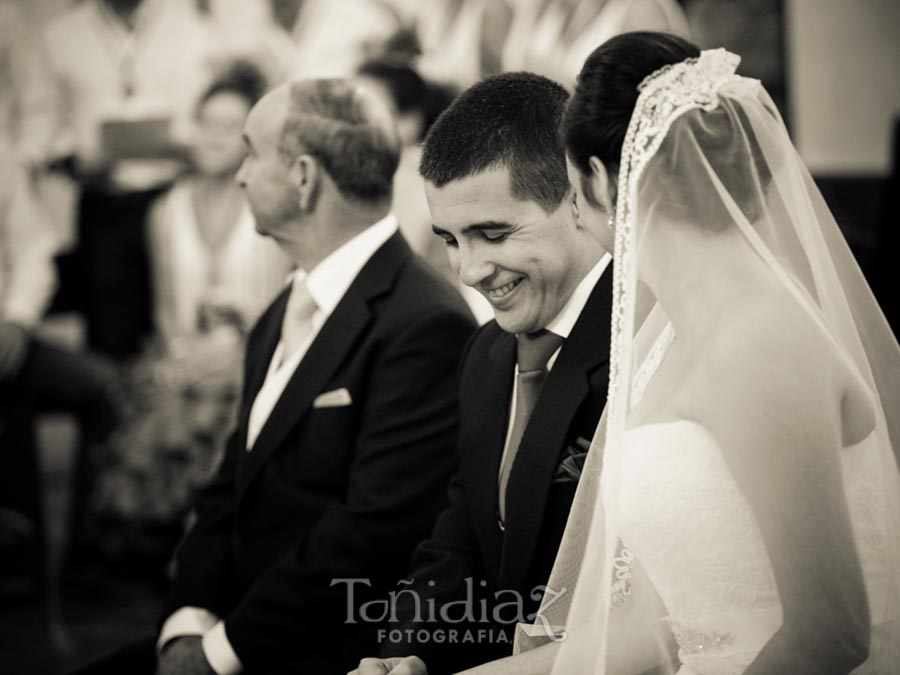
[382, 271, 613, 674]
[167, 233, 476, 674]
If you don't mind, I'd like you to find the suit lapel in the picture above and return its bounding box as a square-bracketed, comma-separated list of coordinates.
[464, 329, 516, 572]
[236, 233, 412, 495]
[499, 271, 613, 589]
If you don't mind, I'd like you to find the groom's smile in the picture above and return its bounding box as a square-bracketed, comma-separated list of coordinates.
[483, 277, 524, 302]
[425, 168, 601, 335]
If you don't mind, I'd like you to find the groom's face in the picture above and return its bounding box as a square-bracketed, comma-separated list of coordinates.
[427, 167, 590, 334]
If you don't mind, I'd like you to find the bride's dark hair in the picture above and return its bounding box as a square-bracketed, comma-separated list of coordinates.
[563, 31, 699, 206]
[565, 31, 775, 226]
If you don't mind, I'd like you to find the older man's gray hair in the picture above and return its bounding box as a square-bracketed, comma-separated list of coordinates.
[279, 79, 401, 204]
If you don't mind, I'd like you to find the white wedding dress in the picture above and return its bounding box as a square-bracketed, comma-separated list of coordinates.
[614, 420, 895, 675]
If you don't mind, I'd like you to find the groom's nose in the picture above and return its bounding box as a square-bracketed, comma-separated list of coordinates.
[456, 246, 494, 288]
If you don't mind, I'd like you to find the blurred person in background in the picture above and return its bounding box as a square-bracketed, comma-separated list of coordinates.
[0, 0, 120, 589]
[0, 140, 63, 584]
[200, 0, 297, 85]
[23, 0, 221, 360]
[288, 0, 404, 79]
[84, 61, 293, 572]
[387, 0, 514, 91]
[0, 0, 55, 160]
[148, 61, 291, 351]
[0, 138, 121, 594]
[392, 0, 688, 96]
[501, 0, 690, 86]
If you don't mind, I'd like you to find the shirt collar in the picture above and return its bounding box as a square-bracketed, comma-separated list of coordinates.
[299, 213, 398, 316]
[543, 253, 612, 339]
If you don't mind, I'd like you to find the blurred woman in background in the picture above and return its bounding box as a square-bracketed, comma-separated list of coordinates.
[148, 61, 291, 350]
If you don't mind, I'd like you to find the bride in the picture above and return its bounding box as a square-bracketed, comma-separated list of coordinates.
[377, 32, 900, 675]
[542, 31, 900, 675]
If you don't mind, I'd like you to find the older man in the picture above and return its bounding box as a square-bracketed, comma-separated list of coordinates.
[78, 79, 476, 675]
[354, 72, 612, 675]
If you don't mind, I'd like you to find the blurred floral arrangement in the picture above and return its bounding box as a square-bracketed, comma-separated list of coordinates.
[89, 314, 245, 563]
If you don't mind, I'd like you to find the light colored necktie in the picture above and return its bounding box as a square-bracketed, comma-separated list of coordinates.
[278, 278, 318, 366]
[498, 329, 565, 525]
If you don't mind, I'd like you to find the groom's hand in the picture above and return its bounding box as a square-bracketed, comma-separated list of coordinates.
[157, 636, 216, 675]
[350, 655, 427, 675]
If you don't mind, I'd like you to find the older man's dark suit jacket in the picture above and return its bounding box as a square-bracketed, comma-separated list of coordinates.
[381, 270, 613, 674]
[167, 232, 476, 674]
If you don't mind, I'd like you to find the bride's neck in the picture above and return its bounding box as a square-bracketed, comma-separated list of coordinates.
[641, 228, 767, 347]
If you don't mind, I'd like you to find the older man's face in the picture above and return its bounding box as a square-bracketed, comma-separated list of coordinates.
[237, 89, 300, 241]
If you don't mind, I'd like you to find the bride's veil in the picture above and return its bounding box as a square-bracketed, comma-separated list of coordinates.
[515, 47, 900, 674]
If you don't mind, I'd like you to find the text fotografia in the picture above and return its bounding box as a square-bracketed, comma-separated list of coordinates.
[330, 578, 569, 643]
[379, 627, 512, 645]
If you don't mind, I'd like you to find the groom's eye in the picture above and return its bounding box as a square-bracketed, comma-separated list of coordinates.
[432, 225, 458, 248]
[480, 231, 510, 244]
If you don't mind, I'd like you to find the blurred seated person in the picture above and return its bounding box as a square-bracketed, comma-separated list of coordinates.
[0, 145, 120, 581]
[357, 57, 491, 322]
[87, 63, 292, 565]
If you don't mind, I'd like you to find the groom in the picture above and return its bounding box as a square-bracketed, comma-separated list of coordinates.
[355, 72, 612, 675]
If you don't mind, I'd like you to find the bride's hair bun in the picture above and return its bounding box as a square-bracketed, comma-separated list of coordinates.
[563, 31, 700, 193]
[652, 101, 774, 229]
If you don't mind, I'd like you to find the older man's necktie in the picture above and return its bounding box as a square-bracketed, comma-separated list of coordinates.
[278, 278, 318, 367]
[498, 329, 565, 525]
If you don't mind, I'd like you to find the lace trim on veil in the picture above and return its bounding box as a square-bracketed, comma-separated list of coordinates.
[608, 49, 753, 440]
[601, 48, 753, 616]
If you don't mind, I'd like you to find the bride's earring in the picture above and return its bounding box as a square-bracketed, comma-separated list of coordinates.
[607, 212, 615, 229]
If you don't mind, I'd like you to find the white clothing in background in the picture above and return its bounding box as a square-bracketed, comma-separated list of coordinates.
[148, 180, 292, 345]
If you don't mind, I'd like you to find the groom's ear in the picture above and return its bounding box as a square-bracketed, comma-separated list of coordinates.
[588, 156, 617, 212]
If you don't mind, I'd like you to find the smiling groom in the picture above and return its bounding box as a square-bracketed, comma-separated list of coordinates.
[354, 72, 614, 675]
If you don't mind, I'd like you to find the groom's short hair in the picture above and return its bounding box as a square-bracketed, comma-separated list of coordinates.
[419, 72, 570, 213]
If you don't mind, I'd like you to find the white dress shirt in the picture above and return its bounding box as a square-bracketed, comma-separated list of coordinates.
[158, 213, 398, 675]
[497, 253, 612, 483]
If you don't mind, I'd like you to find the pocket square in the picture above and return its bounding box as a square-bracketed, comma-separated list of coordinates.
[552, 436, 593, 483]
[312, 388, 353, 408]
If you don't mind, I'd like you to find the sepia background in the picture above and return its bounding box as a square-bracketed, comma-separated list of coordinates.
[1, 1, 898, 673]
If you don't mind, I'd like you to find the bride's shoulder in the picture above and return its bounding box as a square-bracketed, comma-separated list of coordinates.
[702, 291, 875, 439]
[705, 291, 849, 398]
[714, 292, 826, 357]
[693, 295, 878, 462]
